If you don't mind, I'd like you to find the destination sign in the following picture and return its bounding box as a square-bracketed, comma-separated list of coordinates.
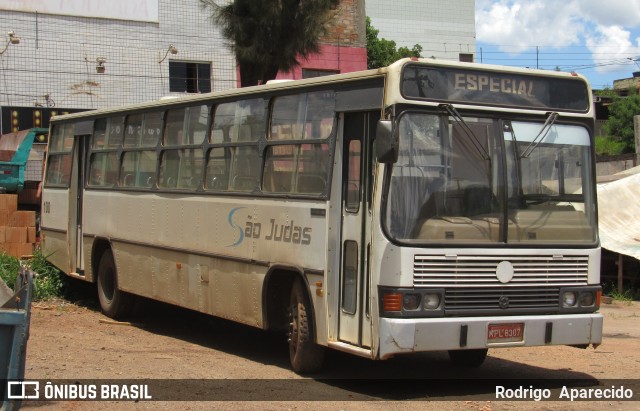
[401, 64, 590, 112]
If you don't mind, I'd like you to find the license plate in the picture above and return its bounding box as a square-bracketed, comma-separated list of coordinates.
[487, 323, 524, 343]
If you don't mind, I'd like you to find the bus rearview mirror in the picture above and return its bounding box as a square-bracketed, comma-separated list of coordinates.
[375, 120, 398, 164]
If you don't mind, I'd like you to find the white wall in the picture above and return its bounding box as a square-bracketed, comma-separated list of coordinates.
[366, 0, 476, 61]
[0, 0, 236, 110]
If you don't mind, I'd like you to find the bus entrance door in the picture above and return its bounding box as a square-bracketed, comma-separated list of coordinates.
[338, 112, 376, 349]
[68, 132, 90, 276]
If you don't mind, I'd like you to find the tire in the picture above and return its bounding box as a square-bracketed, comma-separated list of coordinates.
[448, 348, 488, 367]
[288, 278, 325, 374]
[97, 249, 134, 319]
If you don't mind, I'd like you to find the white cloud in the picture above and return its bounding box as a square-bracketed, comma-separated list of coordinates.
[586, 25, 640, 73]
[476, 0, 584, 53]
[575, 0, 640, 28]
[476, 0, 640, 75]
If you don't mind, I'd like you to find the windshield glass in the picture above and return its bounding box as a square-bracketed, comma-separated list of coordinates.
[384, 112, 596, 245]
[504, 121, 595, 243]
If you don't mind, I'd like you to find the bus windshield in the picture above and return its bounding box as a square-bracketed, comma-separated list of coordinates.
[384, 112, 596, 244]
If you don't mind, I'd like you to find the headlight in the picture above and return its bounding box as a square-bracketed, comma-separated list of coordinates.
[423, 293, 441, 310]
[559, 286, 602, 312]
[562, 291, 577, 307]
[579, 291, 595, 307]
[403, 294, 421, 310]
[379, 287, 444, 317]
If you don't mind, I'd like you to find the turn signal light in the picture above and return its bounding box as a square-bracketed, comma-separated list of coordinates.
[383, 293, 402, 312]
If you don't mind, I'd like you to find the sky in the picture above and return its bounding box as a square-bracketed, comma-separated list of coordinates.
[475, 0, 640, 90]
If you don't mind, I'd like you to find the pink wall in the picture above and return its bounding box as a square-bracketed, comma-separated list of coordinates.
[235, 44, 367, 86]
[276, 44, 367, 80]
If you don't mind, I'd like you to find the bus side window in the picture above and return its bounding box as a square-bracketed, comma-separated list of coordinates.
[159, 148, 203, 190]
[295, 143, 329, 195]
[142, 111, 162, 147]
[185, 105, 210, 145]
[164, 108, 185, 147]
[45, 123, 74, 187]
[263, 145, 294, 193]
[297, 174, 326, 195]
[159, 149, 180, 188]
[88, 152, 118, 187]
[205, 147, 230, 191]
[120, 151, 157, 188]
[177, 148, 203, 189]
[230, 146, 259, 192]
[124, 114, 143, 148]
[211, 99, 265, 144]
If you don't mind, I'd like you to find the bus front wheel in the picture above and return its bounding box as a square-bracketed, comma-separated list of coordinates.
[97, 249, 134, 319]
[288, 278, 325, 373]
[448, 348, 488, 367]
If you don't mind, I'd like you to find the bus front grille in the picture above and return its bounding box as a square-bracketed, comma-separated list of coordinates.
[413, 254, 589, 315]
[413, 254, 589, 287]
[444, 287, 559, 314]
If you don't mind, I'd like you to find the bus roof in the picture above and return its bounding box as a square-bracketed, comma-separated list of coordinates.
[49, 66, 387, 123]
[50, 58, 592, 124]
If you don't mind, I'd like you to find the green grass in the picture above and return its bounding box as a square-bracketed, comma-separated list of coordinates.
[595, 136, 627, 156]
[0, 248, 64, 300]
[608, 288, 635, 303]
[602, 281, 637, 302]
[0, 252, 21, 290]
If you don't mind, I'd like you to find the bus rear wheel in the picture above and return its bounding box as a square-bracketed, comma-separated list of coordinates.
[448, 348, 488, 367]
[97, 249, 134, 319]
[288, 278, 325, 374]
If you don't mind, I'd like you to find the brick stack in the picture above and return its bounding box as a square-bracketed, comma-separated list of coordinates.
[0, 194, 36, 258]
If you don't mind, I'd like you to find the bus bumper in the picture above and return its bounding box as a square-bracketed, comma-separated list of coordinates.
[378, 313, 603, 360]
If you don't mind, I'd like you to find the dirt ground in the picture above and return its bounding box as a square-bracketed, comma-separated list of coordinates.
[13, 284, 640, 410]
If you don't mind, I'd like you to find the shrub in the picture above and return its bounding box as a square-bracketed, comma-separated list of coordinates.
[0, 249, 63, 300]
[602, 281, 637, 302]
[0, 253, 21, 290]
[595, 136, 626, 156]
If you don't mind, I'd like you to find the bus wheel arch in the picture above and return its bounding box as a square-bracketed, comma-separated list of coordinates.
[91, 238, 112, 283]
[93, 240, 134, 319]
[263, 268, 298, 332]
[263, 267, 325, 373]
[288, 276, 325, 373]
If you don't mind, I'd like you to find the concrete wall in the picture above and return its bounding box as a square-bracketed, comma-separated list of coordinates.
[0, 1, 236, 110]
[0, 0, 368, 107]
[0, 0, 368, 132]
[366, 0, 476, 61]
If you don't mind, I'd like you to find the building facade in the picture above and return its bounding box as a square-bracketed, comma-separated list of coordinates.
[365, 0, 476, 62]
[0, 0, 367, 134]
[276, 0, 367, 80]
[613, 72, 640, 96]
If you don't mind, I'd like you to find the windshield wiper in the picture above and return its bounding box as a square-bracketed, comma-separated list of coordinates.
[439, 103, 490, 160]
[520, 112, 559, 158]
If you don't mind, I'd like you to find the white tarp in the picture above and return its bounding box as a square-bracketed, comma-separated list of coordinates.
[597, 167, 640, 259]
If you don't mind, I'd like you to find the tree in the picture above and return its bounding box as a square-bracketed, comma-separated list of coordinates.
[602, 88, 640, 154]
[200, 0, 339, 87]
[366, 17, 422, 69]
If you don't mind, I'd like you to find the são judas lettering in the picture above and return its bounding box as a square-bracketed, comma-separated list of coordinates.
[245, 218, 312, 245]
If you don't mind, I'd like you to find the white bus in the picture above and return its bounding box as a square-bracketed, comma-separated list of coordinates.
[41, 58, 603, 373]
